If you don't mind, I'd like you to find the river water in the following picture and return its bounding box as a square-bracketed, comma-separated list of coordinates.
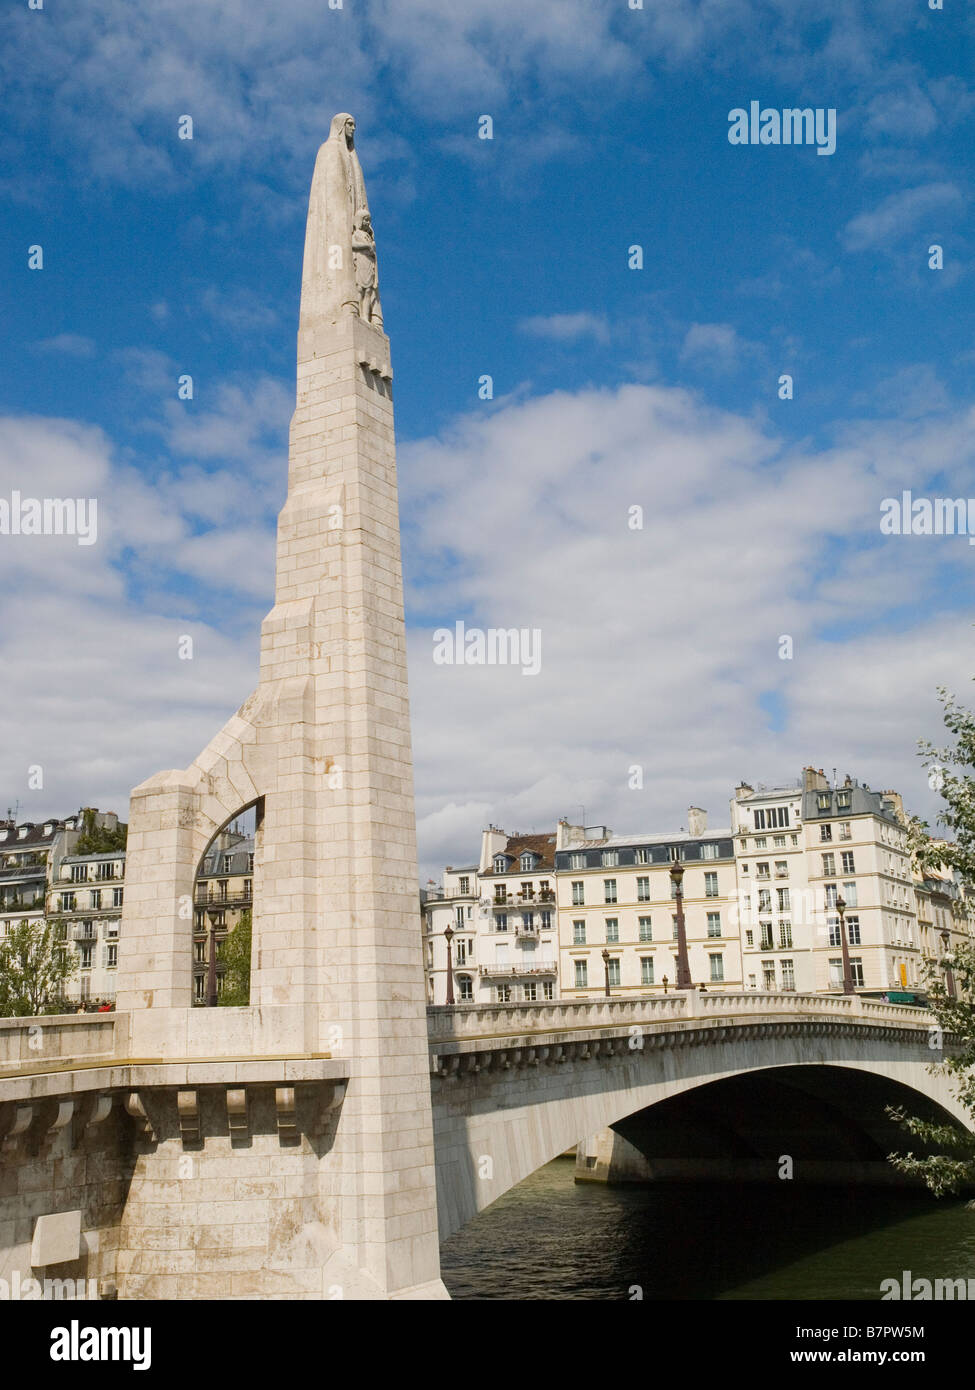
[440, 1158, 975, 1300]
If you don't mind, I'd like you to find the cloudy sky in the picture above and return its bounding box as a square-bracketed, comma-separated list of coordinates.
[0, 0, 973, 882]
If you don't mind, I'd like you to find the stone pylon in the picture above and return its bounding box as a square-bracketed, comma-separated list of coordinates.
[112, 116, 448, 1299]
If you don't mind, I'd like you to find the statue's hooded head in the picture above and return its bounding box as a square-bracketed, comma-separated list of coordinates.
[330, 112, 356, 149]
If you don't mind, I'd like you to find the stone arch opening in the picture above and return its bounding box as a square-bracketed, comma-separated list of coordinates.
[589, 1065, 961, 1188]
[192, 797, 264, 1006]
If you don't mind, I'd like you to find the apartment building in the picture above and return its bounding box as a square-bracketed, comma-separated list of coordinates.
[422, 829, 559, 1004]
[193, 828, 254, 1004]
[554, 811, 740, 998]
[49, 845, 125, 1004]
[0, 815, 80, 944]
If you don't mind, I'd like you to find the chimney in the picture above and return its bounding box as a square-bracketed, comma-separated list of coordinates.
[687, 807, 707, 837]
[802, 766, 829, 792]
[735, 782, 753, 800]
[882, 790, 905, 823]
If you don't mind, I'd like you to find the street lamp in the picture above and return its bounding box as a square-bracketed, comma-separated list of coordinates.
[670, 859, 693, 990]
[205, 906, 221, 1007]
[940, 928, 956, 1000]
[602, 947, 612, 997]
[444, 924, 455, 1006]
[836, 894, 855, 996]
[662, 974, 669, 994]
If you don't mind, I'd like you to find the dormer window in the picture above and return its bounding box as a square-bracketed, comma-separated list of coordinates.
[837, 790, 851, 809]
[0, 831, 7, 842]
[493, 856, 507, 874]
[519, 853, 535, 872]
[817, 793, 830, 811]
[17, 828, 27, 840]
[43, 824, 52, 836]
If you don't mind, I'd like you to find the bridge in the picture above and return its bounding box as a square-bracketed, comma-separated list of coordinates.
[0, 989, 965, 1287]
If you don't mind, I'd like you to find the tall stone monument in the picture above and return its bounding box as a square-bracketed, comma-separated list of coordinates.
[111, 114, 448, 1299]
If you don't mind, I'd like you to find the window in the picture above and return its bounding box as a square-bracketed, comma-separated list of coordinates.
[523, 981, 537, 1002]
[701, 843, 720, 860]
[605, 918, 619, 943]
[635, 848, 650, 864]
[774, 861, 788, 878]
[827, 916, 841, 947]
[824, 883, 838, 908]
[195, 975, 206, 1003]
[80, 945, 93, 970]
[455, 940, 467, 965]
[91, 890, 101, 910]
[849, 957, 864, 987]
[841, 851, 855, 874]
[762, 961, 776, 990]
[821, 853, 835, 875]
[641, 957, 654, 986]
[569, 853, 585, 870]
[773, 835, 786, 848]
[837, 791, 851, 809]
[709, 954, 724, 982]
[781, 959, 795, 990]
[636, 876, 650, 902]
[459, 876, 470, 895]
[195, 941, 206, 963]
[59, 892, 76, 912]
[458, 975, 473, 1001]
[758, 889, 771, 913]
[745, 929, 753, 946]
[638, 916, 653, 942]
[820, 824, 832, 842]
[707, 912, 721, 938]
[455, 906, 465, 926]
[704, 872, 718, 897]
[842, 882, 857, 907]
[817, 792, 831, 811]
[606, 959, 620, 987]
[105, 944, 118, 969]
[248, 853, 255, 871]
[603, 879, 617, 904]
[496, 984, 512, 1003]
[496, 913, 508, 932]
[493, 856, 507, 874]
[754, 838, 767, 850]
[519, 882, 534, 901]
[761, 925, 774, 950]
[572, 881, 584, 906]
[776, 888, 790, 912]
[573, 920, 586, 945]
[543, 981, 554, 1000]
[838, 822, 852, 840]
[778, 921, 792, 949]
[223, 854, 234, 873]
[71, 865, 86, 882]
[243, 879, 252, 900]
[520, 853, 535, 872]
[845, 914, 861, 945]
[756, 862, 770, 879]
[574, 960, 588, 989]
[602, 850, 618, 867]
[540, 910, 552, 930]
[755, 807, 789, 829]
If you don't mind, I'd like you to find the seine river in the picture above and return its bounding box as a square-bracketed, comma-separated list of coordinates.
[440, 1158, 975, 1300]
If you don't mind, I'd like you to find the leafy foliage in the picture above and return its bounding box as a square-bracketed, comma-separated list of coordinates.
[889, 686, 975, 1196]
[217, 908, 251, 1007]
[0, 919, 78, 1016]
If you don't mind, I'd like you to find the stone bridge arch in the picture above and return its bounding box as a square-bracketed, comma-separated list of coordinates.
[432, 1024, 971, 1242]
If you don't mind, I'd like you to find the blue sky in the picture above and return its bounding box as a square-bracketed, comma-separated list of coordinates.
[0, 0, 973, 878]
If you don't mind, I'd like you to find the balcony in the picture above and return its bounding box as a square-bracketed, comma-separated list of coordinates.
[195, 892, 253, 908]
[490, 898, 511, 910]
[516, 926, 539, 939]
[72, 925, 96, 943]
[479, 960, 557, 977]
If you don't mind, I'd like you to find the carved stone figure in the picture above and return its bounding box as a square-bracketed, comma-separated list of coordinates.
[299, 112, 384, 336]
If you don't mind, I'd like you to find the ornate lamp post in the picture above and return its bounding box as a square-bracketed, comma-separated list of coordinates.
[940, 929, 956, 1000]
[602, 947, 612, 997]
[205, 906, 220, 1007]
[670, 859, 693, 990]
[444, 924, 455, 1006]
[836, 893, 855, 996]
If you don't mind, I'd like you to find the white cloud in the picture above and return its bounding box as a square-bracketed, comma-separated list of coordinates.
[519, 313, 610, 345]
[32, 334, 96, 358]
[842, 182, 965, 252]
[679, 322, 757, 374]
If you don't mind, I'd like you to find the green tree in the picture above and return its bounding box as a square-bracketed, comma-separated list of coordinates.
[73, 807, 128, 855]
[889, 685, 975, 1195]
[217, 908, 251, 1007]
[0, 919, 78, 1017]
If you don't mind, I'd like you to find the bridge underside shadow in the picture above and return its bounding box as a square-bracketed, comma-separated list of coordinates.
[585, 1065, 957, 1187]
